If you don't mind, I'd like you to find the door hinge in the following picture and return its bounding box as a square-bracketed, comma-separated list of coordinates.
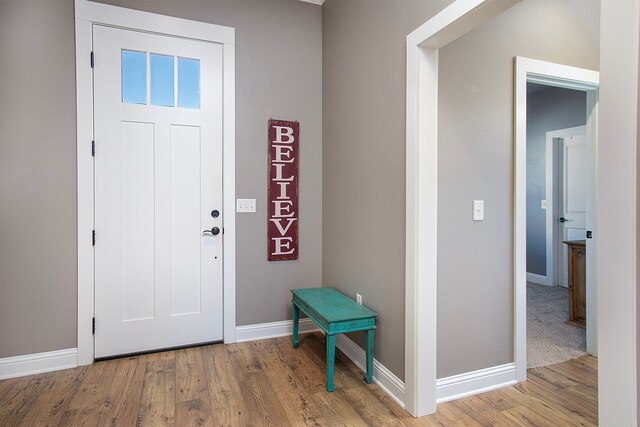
[90, 51, 94, 68]
[586, 230, 592, 239]
[92, 230, 96, 246]
[91, 140, 95, 157]
[92, 317, 96, 335]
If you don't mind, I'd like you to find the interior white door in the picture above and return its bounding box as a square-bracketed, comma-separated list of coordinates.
[93, 25, 223, 358]
[558, 132, 587, 288]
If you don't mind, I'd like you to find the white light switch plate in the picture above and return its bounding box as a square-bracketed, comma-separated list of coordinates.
[236, 198, 256, 213]
[541, 200, 547, 209]
[473, 200, 484, 221]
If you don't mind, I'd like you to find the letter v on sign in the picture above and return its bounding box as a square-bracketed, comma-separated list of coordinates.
[270, 218, 297, 236]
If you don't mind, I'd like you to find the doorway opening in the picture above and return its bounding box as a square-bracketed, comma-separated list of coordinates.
[514, 57, 599, 380]
[525, 82, 591, 368]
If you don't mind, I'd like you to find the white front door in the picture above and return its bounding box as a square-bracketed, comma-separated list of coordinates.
[558, 130, 587, 288]
[93, 25, 223, 358]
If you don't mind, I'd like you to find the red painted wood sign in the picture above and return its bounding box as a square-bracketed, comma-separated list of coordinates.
[267, 119, 299, 261]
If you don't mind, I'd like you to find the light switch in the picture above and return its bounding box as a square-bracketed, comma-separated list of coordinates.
[236, 198, 256, 213]
[541, 200, 547, 210]
[473, 200, 484, 221]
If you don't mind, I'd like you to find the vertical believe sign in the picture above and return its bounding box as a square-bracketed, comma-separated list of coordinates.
[268, 119, 299, 261]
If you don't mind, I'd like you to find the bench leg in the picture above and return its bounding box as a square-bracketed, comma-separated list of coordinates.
[325, 334, 336, 392]
[365, 329, 374, 384]
[292, 304, 300, 348]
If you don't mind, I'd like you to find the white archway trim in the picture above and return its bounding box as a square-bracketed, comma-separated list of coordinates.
[74, 0, 236, 366]
[597, 0, 639, 424]
[404, 0, 520, 417]
[514, 57, 599, 381]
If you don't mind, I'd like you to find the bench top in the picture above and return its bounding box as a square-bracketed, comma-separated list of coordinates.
[291, 287, 377, 323]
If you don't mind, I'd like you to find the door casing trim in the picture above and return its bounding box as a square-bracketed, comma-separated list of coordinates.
[404, 0, 521, 416]
[74, 0, 236, 366]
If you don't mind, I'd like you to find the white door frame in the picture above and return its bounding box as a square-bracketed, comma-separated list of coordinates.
[404, 0, 520, 416]
[515, 58, 599, 375]
[74, 0, 236, 366]
[545, 125, 587, 290]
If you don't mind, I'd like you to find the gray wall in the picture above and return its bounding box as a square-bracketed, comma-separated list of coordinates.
[437, 0, 598, 378]
[0, 0, 604, 387]
[526, 86, 586, 277]
[322, 0, 453, 381]
[323, 0, 599, 380]
[0, 0, 78, 357]
[0, 0, 322, 358]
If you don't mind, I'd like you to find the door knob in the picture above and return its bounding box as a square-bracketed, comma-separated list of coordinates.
[559, 217, 568, 223]
[202, 226, 220, 236]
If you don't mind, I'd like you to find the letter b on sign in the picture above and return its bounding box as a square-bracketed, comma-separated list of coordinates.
[272, 126, 295, 144]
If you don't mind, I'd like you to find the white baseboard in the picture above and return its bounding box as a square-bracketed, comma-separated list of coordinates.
[436, 362, 517, 403]
[526, 272, 553, 286]
[334, 335, 406, 409]
[0, 348, 78, 380]
[235, 318, 320, 343]
[335, 336, 517, 408]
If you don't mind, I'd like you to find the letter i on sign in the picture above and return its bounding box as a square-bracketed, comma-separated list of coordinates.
[267, 119, 299, 261]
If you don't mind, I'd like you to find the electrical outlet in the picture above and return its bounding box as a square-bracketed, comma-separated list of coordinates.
[356, 294, 363, 305]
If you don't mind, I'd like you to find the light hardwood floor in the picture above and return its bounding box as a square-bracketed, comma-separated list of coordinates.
[0, 333, 597, 426]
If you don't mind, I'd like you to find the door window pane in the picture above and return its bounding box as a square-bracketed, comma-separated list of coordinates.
[178, 58, 200, 109]
[150, 54, 174, 107]
[121, 50, 147, 105]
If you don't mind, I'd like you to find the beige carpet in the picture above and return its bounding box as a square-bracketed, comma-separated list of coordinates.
[527, 281, 587, 368]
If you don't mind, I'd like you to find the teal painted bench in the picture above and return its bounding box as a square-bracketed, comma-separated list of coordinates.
[291, 287, 377, 392]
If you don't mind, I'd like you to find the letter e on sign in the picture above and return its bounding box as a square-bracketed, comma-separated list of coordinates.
[267, 119, 299, 261]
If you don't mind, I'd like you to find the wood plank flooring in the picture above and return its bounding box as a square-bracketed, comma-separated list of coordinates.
[0, 334, 597, 426]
